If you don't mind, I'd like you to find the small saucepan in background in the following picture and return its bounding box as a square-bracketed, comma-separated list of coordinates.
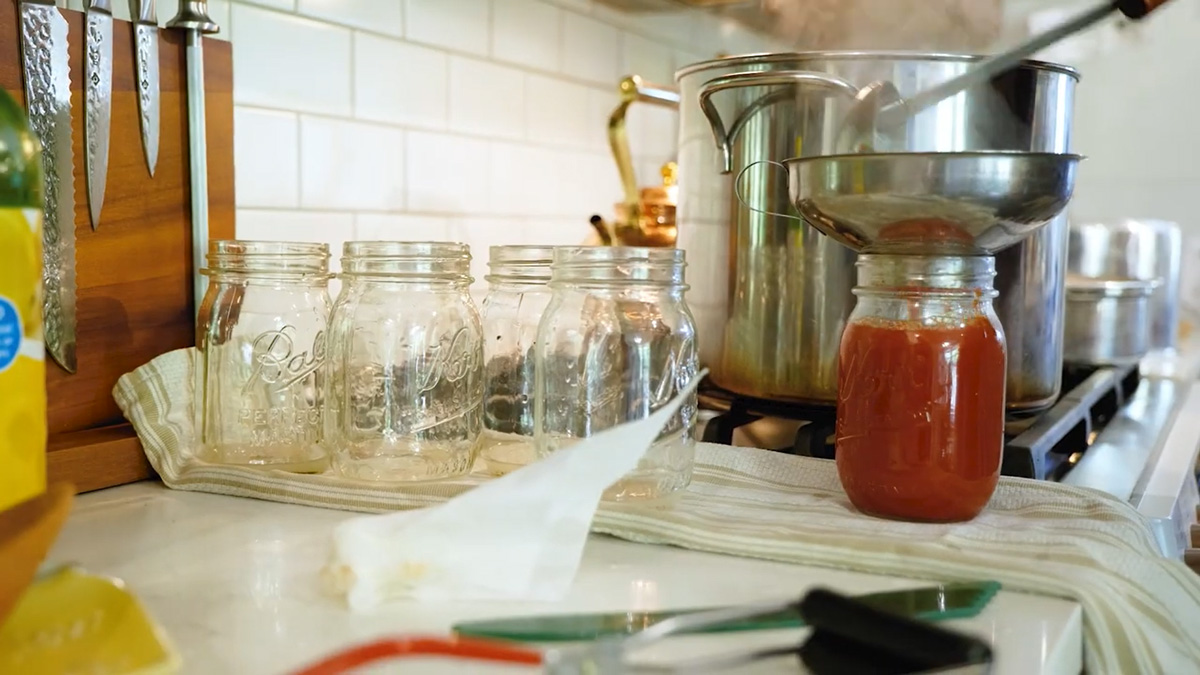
[1068, 219, 1182, 352]
[1064, 275, 1161, 366]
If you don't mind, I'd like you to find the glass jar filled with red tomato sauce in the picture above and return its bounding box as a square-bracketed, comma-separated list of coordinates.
[836, 255, 1006, 523]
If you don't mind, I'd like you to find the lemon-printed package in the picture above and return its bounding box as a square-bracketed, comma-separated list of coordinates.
[0, 87, 46, 512]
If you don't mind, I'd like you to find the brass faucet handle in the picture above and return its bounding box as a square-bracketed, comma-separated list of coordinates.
[661, 162, 678, 188]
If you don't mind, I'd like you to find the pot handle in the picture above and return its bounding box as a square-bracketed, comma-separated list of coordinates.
[734, 160, 804, 224]
[698, 71, 860, 174]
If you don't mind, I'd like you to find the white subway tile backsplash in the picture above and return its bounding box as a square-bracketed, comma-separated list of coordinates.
[543, 0, 592, 13]
[562, 12, 620, 85]
[449, 57, 526, 140]
[232, 0, 293, 11]
[525, 74, 591, 147]
[622, 32, 674, 84]
[453, 217, 532, 285]
[524, 217, 590, 247]
[630, 12, 696, 50]
[626, 104, 678, 162]
[406, 131, 490, 214]
[234, 106, 299, 208]
[226, 0, 780, 270]
[585, 86, 618, 150]
[556, 150, 619, 219]
[235, 209, 355, 266]
[355, 213, 454, 242]
[675, 49, 712, 73]
[236, 207, 354, 297]
[405, 0, 489, 55]
[299, 117, 405, 210]
[488, 142, 559, 216]
[493, 0, 561, 70]
[231, 4, 351, 115]
[354, 35, 447, 129]
[297, 0, 403, 36]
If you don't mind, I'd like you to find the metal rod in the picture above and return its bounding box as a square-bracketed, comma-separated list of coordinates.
[880, 1, 1117, 127]
[185, 31, 208, 320]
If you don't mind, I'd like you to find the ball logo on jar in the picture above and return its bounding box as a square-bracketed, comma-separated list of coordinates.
[243, 325, 327, 394]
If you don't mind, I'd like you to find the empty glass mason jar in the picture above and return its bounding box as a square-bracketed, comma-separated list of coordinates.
[479, 245, 554, 475]
[197, 240, 332, 472]
[535, 247, 698, 501]
[326, 242, 483, 481]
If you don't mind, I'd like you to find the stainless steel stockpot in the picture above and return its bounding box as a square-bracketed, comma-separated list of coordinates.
[674, 52, 1078, 414]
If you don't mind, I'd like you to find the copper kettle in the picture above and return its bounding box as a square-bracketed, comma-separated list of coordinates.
[589, 75, 681, 248]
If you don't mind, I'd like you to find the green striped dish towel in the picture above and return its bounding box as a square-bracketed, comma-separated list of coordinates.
[115, 348, 1200, 673]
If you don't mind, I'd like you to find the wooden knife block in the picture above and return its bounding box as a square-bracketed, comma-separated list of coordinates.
[0, 6, 235, 492]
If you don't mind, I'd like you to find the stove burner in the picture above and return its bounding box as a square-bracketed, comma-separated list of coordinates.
[698, 363, 1142, 480]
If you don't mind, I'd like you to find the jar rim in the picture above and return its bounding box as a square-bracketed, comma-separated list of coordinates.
[340, 241, 472, 282]
[553, 246, 686, 266]
[342, 240, 471, 260]
[550, 246, 687, 287]
[204, 239, 331, 276]
[855, 254, 995, 293]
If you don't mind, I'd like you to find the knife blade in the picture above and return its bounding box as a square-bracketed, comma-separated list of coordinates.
[453, 581, 1002, 642]
[18, 0, 77, 374]
[84, 0, 113, 231]
[132, 0, 159, 176]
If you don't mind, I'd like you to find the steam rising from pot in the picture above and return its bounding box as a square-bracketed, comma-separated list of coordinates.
[767, 0, 1004, 51]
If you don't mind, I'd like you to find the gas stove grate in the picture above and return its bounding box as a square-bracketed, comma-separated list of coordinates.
[698, 363, 1142, 481]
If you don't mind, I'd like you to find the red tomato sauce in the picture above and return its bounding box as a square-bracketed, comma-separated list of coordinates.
[835, 316, 1006, 522]
[877, 219, 974, 247]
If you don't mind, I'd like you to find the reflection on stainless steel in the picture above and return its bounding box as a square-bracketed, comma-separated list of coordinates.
[1064, 377, 1181, 502]
[1064, 277, 1158, 366]
[84, 0, 113, 231]
[784, 151, 1080, 255]
[1129, 383, 1200, 558]
[1005, 365, 1142, 479]
[676, 52, 1077, 412]
[133, 0, 161, 175]
[18, 0, 77, 374]
[1069, 219, 1182, 352]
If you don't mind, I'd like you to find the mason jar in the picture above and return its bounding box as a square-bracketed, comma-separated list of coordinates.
[479, 245, 554, 475]
[535, 246, 698, 501]
[326, 242, 483, 481]
[197, 240, 332, 472]
[836, 255, 1007, 523]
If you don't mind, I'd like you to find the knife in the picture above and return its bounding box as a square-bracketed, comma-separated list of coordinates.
[84, 0, 113, 231]
[132, 0, 159, 176]
[18, 0, 77, 374]
[453, 580, 1001, 642]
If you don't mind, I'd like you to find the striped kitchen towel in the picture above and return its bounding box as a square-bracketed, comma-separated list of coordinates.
[115, 347, 1200, 674]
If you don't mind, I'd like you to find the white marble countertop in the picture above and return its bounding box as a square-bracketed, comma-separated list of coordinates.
[45, 482, 1083, 675]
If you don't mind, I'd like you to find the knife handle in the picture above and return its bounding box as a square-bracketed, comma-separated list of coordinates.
[88, 0, 112, 13]
[167, 0, 220, 34]
[1115, 0, 1171, 18]
[135, 0, 158, 25]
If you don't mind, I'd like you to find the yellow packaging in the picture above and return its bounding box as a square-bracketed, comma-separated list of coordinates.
[0, 86, 46, 513]
[0, 208, 45, 512]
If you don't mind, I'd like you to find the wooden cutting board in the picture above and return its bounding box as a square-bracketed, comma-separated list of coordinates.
[0, 5, 235, 492]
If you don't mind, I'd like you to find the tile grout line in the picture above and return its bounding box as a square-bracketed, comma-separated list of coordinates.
[232, 1, 719, 88]
[237, 103, 628, 157]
